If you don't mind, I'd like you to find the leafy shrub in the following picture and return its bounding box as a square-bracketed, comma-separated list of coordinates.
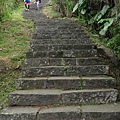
[0, 0, 22, 21]
[51, 0, 120, 59]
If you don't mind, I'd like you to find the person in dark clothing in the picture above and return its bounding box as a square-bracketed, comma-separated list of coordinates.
[24, 0, 31, 11]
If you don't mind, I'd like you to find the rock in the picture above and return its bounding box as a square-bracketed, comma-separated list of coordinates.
[0, 59, 6, 72]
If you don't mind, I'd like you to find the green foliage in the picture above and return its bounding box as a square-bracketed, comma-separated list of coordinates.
[88, 5, 110, 24]
[98, 18, 114, 36]
[51, 0, 120, 59]
[0, 70, 20, 110]
[0, 0, 22, 21]
[73, 0, 87, 14]
[0, 2, 34, 109]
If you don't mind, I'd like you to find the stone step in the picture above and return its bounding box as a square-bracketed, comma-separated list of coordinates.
[35, 23, 83, 29]
[0, 104, 120, 120]
[34, 22, 80, 27]
[24, 57, 104, 67]
[34, 19, 79, 25]
[29, 44, 96, 51]
[33, 33, 90, 39]
[31, 38, 92, 44]
[35, 28, 84, 33]
[8, 89, 118, 106]
[22, 65, 109, 77]
[16, 76, 116, 90]
[34, 32, 87, 38]
[34, 26, 84, 31]
[26, 50, 97, 58]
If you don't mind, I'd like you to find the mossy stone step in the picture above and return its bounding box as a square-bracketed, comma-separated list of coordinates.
[35, 27, 84, 33]
[31, 38, 92, 44]
[22, 65, 109, 77]
[0, 104, 120, 120]
[33, 33, 89, 39]
[24, 57, 104, 67]
[29, 44, 96, 51]
[26, 50, 97, 58]
[34, 19, 79, 25]
[8, 89, 118, 106]
[16, 76, 116, 90]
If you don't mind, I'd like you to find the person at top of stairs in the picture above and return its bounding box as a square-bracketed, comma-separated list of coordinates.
[34, 0, 41, 10]
[24, 0, 31, 11]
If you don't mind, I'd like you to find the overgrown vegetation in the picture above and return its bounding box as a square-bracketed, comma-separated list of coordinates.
[0, 1, 34, 109]
[51, 0, 120, 59]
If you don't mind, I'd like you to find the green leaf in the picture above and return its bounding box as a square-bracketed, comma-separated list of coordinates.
[72, 3, 79, 13]
[99, 18, 114, 36]
[81, 9, 86, 14]
[118, 13, 120, 18]
[72, 0, 86, 13]
[88, 5, 110, 24]
[78, 0, 84, 5]
[101, 5, 110, 15]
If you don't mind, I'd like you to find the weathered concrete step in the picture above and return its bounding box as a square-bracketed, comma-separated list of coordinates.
[34, 32, 87, 37]
[35, 19, 81, 26]
[22, 65, 109, 77]
[0, 106, 39, 120]
[35, 28, 84, 33]
[8, 89, 118, 106]
[26, 50, 97, 58]
[31, 38, 92, 44]
[35, 23, 79, 28]
[29, 44, 96, 51]
[34, 19, 79, 25]
[33, 33, 89, 39]
[0, 104, 120, 120]
[35, 26, 84, 31]
[35, 22, 80, 27]
[24, 57, 104, 67]
[16, 76, 116, 90]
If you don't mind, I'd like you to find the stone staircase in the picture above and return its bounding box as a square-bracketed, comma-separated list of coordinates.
[0, 1, 120, 120]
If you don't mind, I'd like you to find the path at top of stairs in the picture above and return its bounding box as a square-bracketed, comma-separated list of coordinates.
[0, 0, 120, 120]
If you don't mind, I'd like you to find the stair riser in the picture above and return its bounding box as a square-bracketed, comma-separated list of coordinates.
[0, 112, 120, 120]
[35, 23, 78, 27]
[26, 50, 97, 58]
[24, 58, 103, 67]
[62, 90, 118, 105]
[35, 25, 82, 29]
[31, 39, 92, 44]
[22, 65, 109, 77]
[33, 34, 89, 39]
[34, 32, 86, 36]
[30, 44, 96, 51]
[35, 26, 85, 31]
[8, 94, 60, 106]
[16, 78, 116, 90]
[0, 114, 36, 120]
[8, 89, 118, 106]
[37, 112, 120, 120]
[35, 29, 84, 33]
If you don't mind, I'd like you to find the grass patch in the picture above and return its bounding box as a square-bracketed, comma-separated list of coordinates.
[0, 4, 34, 109]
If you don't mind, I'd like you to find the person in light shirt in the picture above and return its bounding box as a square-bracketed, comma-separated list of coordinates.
[34, 0, 41, 10]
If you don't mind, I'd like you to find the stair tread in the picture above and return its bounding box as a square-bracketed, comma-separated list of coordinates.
[1, 103, 120, 114]
[18, 76, 115, 80]
[23, 64, 108, 67]
[1, 104, 120, 120]
[10, 88, 117, 94]
[8, 89, 118, 106]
